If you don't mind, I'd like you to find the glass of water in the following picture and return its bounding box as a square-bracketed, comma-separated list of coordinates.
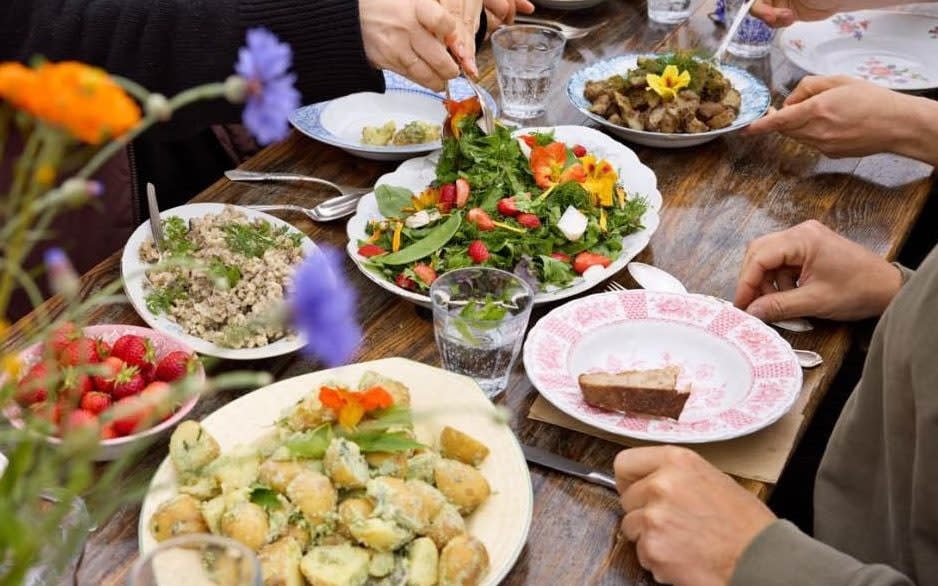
[648, 0, 692, 24]
[430, 267, 534, 399]
[129, 534, 261, 586]
[721, 0, 775, 58]
[491, 25, 566, 120]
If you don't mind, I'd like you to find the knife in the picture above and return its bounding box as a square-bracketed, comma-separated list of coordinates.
[146, 182, 164, 254]
[522, 444, 618, 491]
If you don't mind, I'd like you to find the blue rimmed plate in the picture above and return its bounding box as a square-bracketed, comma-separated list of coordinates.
[567, 54, 771, 148]
[290, 71, 498, 161]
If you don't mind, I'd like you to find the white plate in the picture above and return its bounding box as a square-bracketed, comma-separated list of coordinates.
[523, 290, 803, 443]
[566, 54, 772, 148]
[533, 0, 607, 9]
[780, 10, 938, 90]
[138, 357, 534, 585]
[290, 71, 498, 161]
[345, 125, 662, 307]
[121, 203, 316, 360]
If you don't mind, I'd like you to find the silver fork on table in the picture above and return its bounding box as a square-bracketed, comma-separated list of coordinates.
[514, 15, 608, 40]
[226, 169, 370, 222]
[604, 281, 824, 369]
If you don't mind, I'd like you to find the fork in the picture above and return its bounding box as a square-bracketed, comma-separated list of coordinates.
[246, 200, 360, 223]
[514, 15, 608, 40]
[225, 169, 371, 197]
[603, 282, 823, 368]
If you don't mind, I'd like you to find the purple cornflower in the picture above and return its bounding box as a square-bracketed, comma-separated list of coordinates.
[235, 28, 300, 145]
[288, 246, 361, 367]
[44, 247, 79, 297]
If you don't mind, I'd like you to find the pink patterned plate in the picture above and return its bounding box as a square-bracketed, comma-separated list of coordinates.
[522, 290, 803, 443]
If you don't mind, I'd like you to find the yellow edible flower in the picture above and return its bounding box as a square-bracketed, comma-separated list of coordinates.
[1, 354, 21, 379]
[580, 154, 618, 207]
[646, 65, 691, 101]
[392, 222, 403, 252]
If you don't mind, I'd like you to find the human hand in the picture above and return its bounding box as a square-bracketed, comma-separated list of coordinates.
[438, 0, 483, 76]
[614, 446, 775, 586]
[360, 0, 464, 91]
[750, 0, 838, 26]
[734, 220, 903, 322]
[484, 0, 536, 28]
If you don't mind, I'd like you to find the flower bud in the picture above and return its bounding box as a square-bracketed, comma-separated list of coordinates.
[44, 248, 80, 298]
[145, 94, 172, 121]
[224, 75, 248, 104]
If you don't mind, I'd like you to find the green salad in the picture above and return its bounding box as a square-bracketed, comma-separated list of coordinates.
[355, 112, 648, 293]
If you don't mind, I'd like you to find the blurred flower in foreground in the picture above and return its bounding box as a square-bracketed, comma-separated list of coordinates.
[288, 246, 361, 367]
[234, 28, 300, 145]
[44, 248, 80, 298]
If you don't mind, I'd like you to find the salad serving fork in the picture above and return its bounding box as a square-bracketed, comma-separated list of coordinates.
[513, 15, 608, 40]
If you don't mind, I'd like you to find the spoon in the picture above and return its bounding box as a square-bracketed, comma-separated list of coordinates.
[712, 0, 760, 62]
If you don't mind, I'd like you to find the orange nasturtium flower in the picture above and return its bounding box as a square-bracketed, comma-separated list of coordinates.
[443, 96, 482, 139]
[530, 142, 586, 190]
[319, 385, 394, 429]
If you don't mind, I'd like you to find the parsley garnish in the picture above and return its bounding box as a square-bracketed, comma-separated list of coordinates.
[145, 284, 187, 314]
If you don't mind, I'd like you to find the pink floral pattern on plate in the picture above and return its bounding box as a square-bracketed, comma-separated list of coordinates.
[787, 38, 806, 52]
[831, 14, 870, 39]
[523, 290, 803, 443]
[855, 57, 929, 85]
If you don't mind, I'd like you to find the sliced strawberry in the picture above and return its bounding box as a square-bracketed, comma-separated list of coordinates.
[467, 208, 495, 231]
[15, 362, 51, 406]
[572, 144, 587, 157]
[573, 251, 612, 274]
[517, 213, 541, 230]
[46, 322, 82, 357]
[439, 183, 457, 208]
[112, 396, 154, 436]
[93, 356, 125, 392]
[412, 264, 438, 286]
[496, 198, 520, 217]
[111, 335, 156, 376]
[455, 178, 470, 208]
[59, 337, 102, 367]
[468, 240, 489, 264]
[154, 351, 197, 383]
[357, 244, 386, 258]
[80, 391, 112, 415]
[395, 273, 417, 291]
[112, 368, 146, 400]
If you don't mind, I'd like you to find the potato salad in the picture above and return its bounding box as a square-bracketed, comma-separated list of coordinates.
[150, 372, 493, 586]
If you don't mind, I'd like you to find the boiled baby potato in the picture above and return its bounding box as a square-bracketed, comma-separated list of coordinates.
[358, 371, 411, 407]
[149, 494, 209, 542]
[406, 452, 439, 484]
[439, 427, 489, 467]
[337, 498, 375, 538]
[349, 517, 414, 552]
[300, 543, 371, 586]
[207, 444, 260, 491]
[324, 438, 370, 489]
[426, 504, 465, 549]
[221, 501, 270, 551]
[177, 472, 220, 500]
[433, 459, 491, 514]
[407, 537, 439, 586]
[438, 535, 489, 586]
[282, 523, 312, 551]
[287, 470, 338, 530]
[169, 421, 220, 474]
[407, 480, 446, 523]
[284, 392, 331, 431]
[368, 477, 429, 533]
[366, 451, 409, 478]
[259, 459, 313, 493]
[259, 536, 304, 586]
[368, 551, 396, 578]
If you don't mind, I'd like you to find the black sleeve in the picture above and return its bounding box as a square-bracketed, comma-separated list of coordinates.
[0, 0, 385, 134]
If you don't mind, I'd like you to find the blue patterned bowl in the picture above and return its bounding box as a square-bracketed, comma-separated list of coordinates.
[566, 54, 771, 148]
[290, 71, 498, 161]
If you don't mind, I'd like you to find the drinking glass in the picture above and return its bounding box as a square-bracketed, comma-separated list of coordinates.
[721, 0, 775, 58]
[491, 25, 566, 120]
[430, 268, 534, 399]
[648, 0, 692, 24]
[129, 534, 261, 586]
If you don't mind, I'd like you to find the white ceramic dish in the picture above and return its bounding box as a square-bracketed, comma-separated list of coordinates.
[533, 0, 607, 9]
[2, 324, 203, 461]
[138, 357, 534, 585]
[566, 54, 772, 148]
[780, 10, 938, 90]
[290, 71, 498, 161]
[345, 125, 662, 307]
[523, 290, 803, 443]
[121, 203, 316, 360]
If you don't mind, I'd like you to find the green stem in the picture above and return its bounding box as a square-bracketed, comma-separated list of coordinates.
[111, 75, 152, 104]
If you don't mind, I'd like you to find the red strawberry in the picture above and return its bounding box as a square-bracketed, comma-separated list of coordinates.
[357, 244, 386, 258]
[112, 397, 154, 436]
[467, 208, 495, 231]
[95, 338, 111, 360]
[517, 213, 541, 229]
[572, 144, 587, 157]
[111, 335, 156, 376]
[61, 367, 94, 402]
[550, 252, 571, 263]
[455, 178, 470, 208]
[63, 409, 98, 433]
[59, 337, 102, 367]
[100, 422, 118, 440]
[154, 351, 197, 383]
[467, 240, 489, 264]
[496, 198, 520, 217]
[439, 183, 457, 210]
[80, 391, 111, 415]
[46, 322, 82, 357]
[395, 273, 417, 291]
[30, 401, 62, 429]
[93, 356, 125, 392]
[141, 381, 175, 419]
[412, 264, 438, 287]
[111, 368, 146, 400]
[15, 362, 51, 405]
[573, 251, 612, 274]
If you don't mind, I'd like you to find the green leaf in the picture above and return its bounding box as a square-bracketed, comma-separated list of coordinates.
[145, 284, 187, 315]
[163, 216, 194, 257]
[375, 213, 462, 266]
[250, 486, 282, 510]
[346, 431, 426, 453]
[285, 423, 333, 459]
[459, 297, 509, 322]
[209, 258, 241, 288]
[538, 255, 575, 287]
[353, 405, 413, 433]
[530, 130, 555, 146]
[375, 185, 414, 218]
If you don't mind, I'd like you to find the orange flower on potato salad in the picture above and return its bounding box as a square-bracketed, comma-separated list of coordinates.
[530, 142, 586, 189]
[319, 385, 394, 429]
[0, 61, 141, 144]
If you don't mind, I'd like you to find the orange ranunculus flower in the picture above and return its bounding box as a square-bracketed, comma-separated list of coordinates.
[0, 62, 40, 112]
[319, 385, 394, 429]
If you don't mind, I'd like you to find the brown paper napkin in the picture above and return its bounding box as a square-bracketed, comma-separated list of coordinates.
[528, 387, 810, 484]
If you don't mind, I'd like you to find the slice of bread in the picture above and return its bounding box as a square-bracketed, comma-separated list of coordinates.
[578, 366, 689, 420]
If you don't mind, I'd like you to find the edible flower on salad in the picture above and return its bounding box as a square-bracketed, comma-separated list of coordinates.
[530, 142, 586, 189]
[444, 96, 483, 139]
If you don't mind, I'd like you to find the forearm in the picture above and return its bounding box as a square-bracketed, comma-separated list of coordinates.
[892, 95, 938, 168]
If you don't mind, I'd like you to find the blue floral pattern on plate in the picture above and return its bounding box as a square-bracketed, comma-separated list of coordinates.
[566, 54, 771, 148]
[289, 71, 498, 154]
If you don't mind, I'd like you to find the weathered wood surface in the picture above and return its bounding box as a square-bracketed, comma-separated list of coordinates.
[7, 0, 934, 584]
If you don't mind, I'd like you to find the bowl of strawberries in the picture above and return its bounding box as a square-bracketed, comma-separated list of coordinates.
[3, 323, 203, 460]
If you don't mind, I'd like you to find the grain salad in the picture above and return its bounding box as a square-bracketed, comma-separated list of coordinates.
[139, 206, 305, 348]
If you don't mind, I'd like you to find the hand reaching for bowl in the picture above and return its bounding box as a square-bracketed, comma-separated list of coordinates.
[750, 0, 921, 27]
[734, 220, 904, 323]
[438, 0, 484, 76]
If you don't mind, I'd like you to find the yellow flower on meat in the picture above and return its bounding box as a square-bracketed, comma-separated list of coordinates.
[646, 65, 691, 101]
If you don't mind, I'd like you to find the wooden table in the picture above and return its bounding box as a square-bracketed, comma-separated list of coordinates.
[9, 0, 935, 584]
